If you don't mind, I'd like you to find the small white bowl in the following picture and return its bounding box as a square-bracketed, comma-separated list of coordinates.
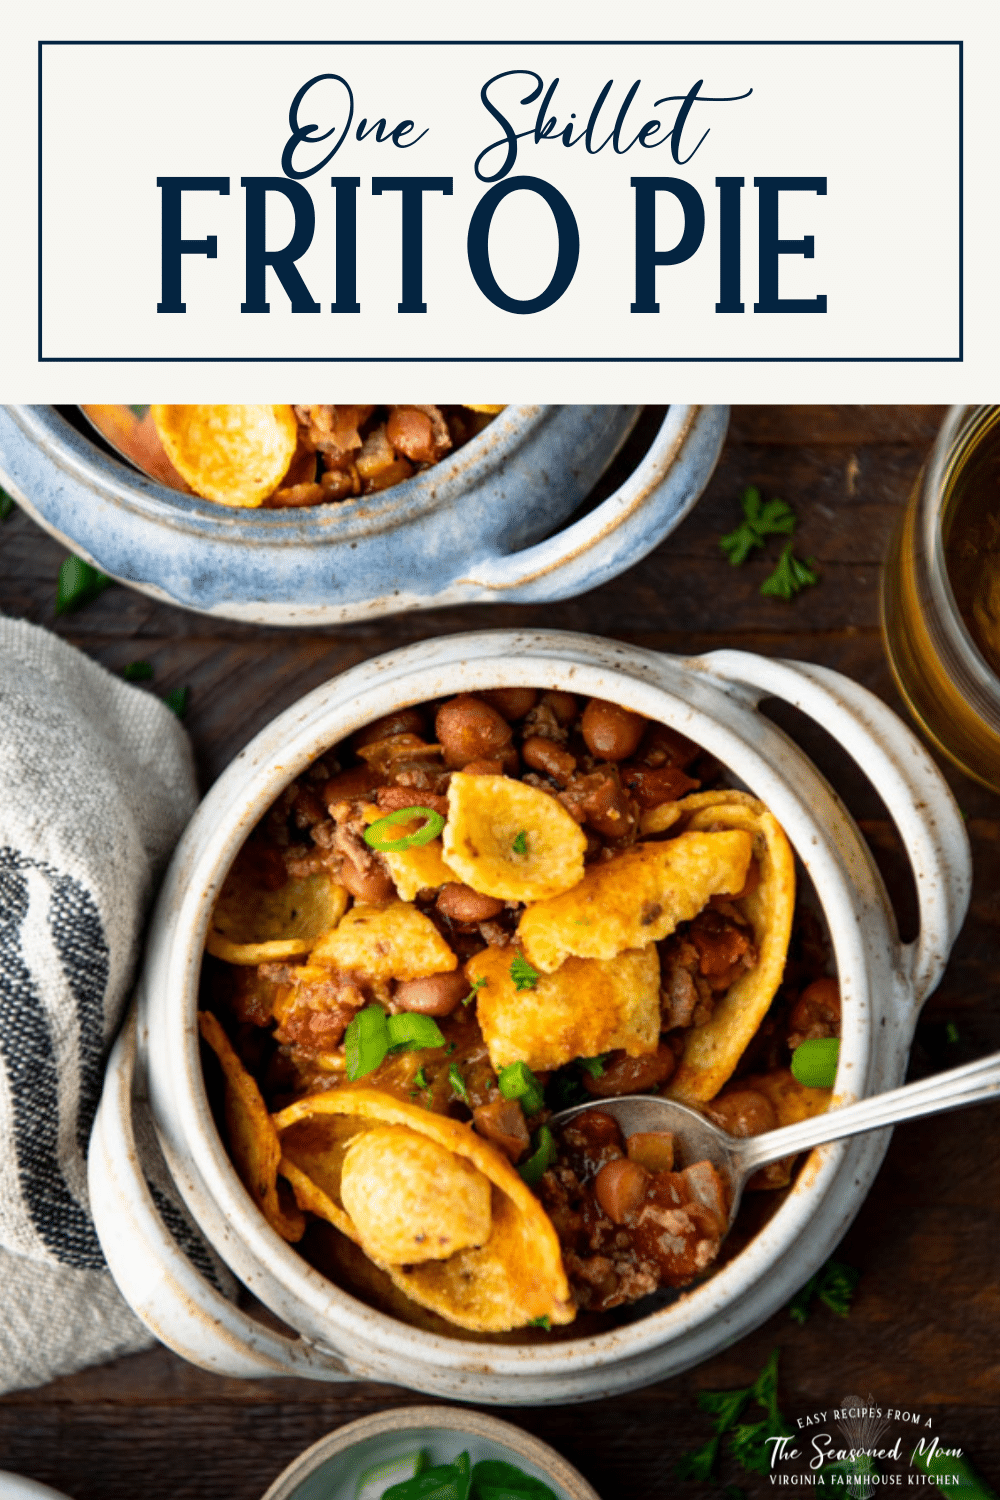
[259, 1406, 600, 1500]
[0, 1474, 73, 1500]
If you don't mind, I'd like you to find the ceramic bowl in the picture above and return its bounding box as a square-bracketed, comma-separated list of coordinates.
[259, 1406, 600, 1500]
[0, 1474, 73, 1500]
[89, 629, 970, 1403]
[0, 405, 728, 625]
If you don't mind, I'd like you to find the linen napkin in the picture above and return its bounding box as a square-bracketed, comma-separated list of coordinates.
[0, 616, 211, 1391]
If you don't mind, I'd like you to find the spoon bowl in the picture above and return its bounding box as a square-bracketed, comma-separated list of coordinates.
[549, 1046, 1000, 1243]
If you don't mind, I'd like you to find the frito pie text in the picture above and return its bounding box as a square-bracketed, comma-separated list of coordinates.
[156, 70, 829, 320]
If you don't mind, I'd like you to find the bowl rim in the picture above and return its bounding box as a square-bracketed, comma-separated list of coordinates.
[8, 403, 575, 546]
[258, 1404, 602, 1500]
[145, 632, 878, 1377]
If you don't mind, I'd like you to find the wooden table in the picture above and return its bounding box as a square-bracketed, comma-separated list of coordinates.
[1, 406, 997, 1499]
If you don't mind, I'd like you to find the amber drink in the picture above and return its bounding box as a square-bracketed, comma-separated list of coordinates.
[882, 405, 1000, 791]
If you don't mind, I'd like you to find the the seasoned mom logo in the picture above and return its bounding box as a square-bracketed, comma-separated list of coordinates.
[767, 1395, 971, 1494]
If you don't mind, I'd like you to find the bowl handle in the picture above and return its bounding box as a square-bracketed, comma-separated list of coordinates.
[88, 1011, 356, 1382]
[458, 405, 729, 603]
[697, 650, 972, 1010]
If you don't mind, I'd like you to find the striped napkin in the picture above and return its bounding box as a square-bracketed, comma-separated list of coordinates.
[0, 616, 202, 1391]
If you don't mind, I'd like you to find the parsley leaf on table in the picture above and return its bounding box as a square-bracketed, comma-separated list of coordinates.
[55, 555, 113, 615]
[789, 1257, 860, 1324]
[720, 486, 797, 566]
[0, 488, 15, 522]
[760, 542, 819, 601]
[675, 1348, 790, 1484]
[164, 686, 191, 719]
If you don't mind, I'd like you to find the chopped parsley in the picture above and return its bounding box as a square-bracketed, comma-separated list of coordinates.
[577, 1054, 609, 1079]
[788, 1256, 860, 1324]
[509, 953, 540, 991]
[761, 542, 819, 602]
[498, 1060, 545, 1115]
[719, 486, 796, 566]
[448, 1063, 469, 1103]
[529, 1315, 552, 1331]
[462, 976, 487, 1007]
[511, 829, 528, 855]
[412, 1066, 429, 1090]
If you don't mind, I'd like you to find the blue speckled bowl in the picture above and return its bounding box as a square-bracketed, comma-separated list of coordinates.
[0, 404, 727, 625]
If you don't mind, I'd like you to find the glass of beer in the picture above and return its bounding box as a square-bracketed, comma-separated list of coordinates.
[882, 404, 1000, 792]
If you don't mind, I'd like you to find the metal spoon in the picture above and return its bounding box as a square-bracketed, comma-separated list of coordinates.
[549, 1049, 1000, 1229]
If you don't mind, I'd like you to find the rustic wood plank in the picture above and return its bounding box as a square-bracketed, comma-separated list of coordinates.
[0, 406, 996, 1500]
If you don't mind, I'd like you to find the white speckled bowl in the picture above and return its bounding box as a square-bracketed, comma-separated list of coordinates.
[90, 629, 970, 1403]
[259, 1407, 600, 1500]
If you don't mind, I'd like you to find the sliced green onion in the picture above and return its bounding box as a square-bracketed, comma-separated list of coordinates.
[509, 953, 540, 991]
[449, 1063, 470, 1103]
[511, 829, 528, 855]
[577, 1054, 609, 1079]
[499, 1060, 545, 1116]
[355, 1449, 426, 1500]
[518, 1125, 557, 1186]
[790, 1037, 840, 1089]
[345, 1004, 390, 1081]
[56, 555, 112, 615]
[386, 1012, 445, 1053]
[364, 806, 446, 853]
[123, 660, 154, 682]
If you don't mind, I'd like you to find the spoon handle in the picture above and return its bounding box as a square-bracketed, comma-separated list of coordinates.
[737, 1049, 1000, 1175]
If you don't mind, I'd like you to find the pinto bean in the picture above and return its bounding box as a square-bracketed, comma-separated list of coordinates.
[338, 860, 396, 905]
[320, 764, 383, 807]
[436, 883, 506, 924]
[594, 1157, 651, 1224]
[540, 691, 578, 726]
[787, 977, 841, 1049]
[386, 406, 436, 465]
[460, 758, 504, 776]
[620, 764, 699, 810]
[353, 707, 426, 749]
[394, 970, 470, 1017]
[522, 736, 577, 785]
[583, 1044, 676, 1097]
[581, 699, 646, 761]
[637, 722, 701, 770]
[704, 1089, 777, 1138]
[435, 695, 513, 768]
[480, 687, 538, 721]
